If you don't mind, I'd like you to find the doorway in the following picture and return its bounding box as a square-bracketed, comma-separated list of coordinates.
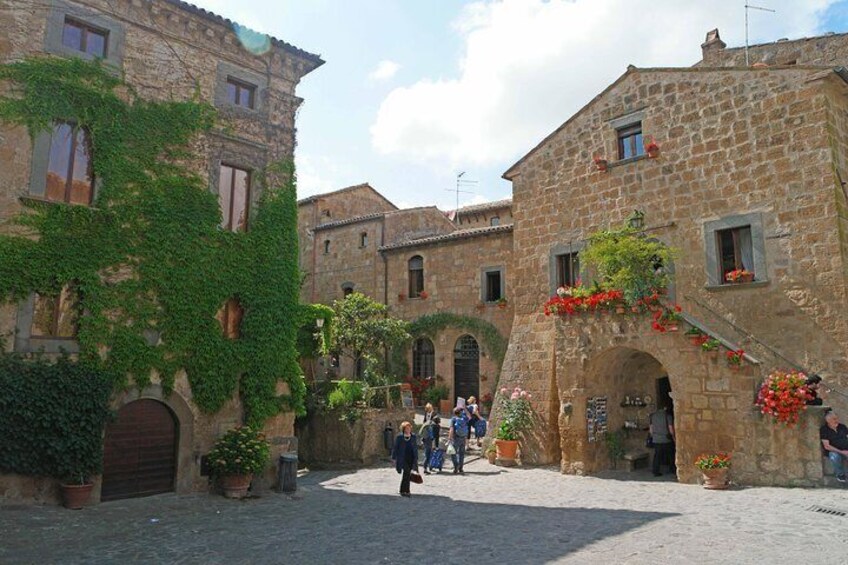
[453, 334, 480, 402]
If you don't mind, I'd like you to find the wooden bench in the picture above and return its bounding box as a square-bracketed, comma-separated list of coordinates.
[623, 451, 650, 472]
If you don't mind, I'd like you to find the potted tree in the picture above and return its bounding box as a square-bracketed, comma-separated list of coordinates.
[57, 424, 104, 509]
[494, 387, 533, 465]
[208, 426, 270, 499]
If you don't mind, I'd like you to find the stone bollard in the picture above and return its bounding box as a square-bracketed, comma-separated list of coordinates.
[278, 453, 298, 494]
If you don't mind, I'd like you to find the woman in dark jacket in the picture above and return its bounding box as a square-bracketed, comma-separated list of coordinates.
[391, 421, 419, 496]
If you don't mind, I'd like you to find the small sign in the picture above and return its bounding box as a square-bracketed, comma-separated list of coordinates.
[400, 384, 414, 408]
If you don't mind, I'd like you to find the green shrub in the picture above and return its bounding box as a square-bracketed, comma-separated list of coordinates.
[0, 355, 112, 483]
[327, 379, 364, 410]
[207, 426, 270, 477]
[422, 385, 448, 406]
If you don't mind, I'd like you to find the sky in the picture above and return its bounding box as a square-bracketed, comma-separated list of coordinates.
[190, 0, 848, 211]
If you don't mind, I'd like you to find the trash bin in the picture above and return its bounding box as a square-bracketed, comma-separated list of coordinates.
[278, 453, 298, 494]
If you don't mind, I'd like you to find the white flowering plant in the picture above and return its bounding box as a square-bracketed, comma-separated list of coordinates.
[208, 426, 270, 476]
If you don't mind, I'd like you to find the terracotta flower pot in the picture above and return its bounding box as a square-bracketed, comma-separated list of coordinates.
[615, 306, 626, 314]
[439, 399, 453, 415]
[701, 467, 729, 490]
[706, 350, 719, 360]
[689, 336, 704, 346]
[61, 483, 94, 510]
[496, 439, 519, 461]
[220, 474, 253, 499]
[646, 146, 660, 159]
[665, 324, 679, 332]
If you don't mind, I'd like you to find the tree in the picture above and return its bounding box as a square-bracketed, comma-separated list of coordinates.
[330, 293, 410, 380]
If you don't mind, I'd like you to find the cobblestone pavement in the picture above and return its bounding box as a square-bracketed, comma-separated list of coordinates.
[2, 459, 847, 564]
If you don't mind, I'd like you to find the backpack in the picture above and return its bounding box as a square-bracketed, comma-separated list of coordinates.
[452, 416, 468, 438]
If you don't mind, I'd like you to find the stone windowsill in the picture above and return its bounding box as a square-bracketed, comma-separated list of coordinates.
[705, 280, 770, 292]
[608, 154, 648, 169]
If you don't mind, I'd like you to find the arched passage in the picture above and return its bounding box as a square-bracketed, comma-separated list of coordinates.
[570, 347, 678, 478]
[101, 399, 178, 501]
[454, 334, 480, 402]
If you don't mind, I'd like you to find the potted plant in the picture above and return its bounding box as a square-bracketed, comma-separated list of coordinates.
[496, 297, 508, 309]
[419, 290, 429, 300]
[480, 392, 494, 416]
[685, 327, 707, 346]
[208, 426, 270, 499]
[701, 338, 720, 358]
[725, 269, 754, 284]
[398, 293, 406, 302]
[755, 370, 812, 426]
[60, 470, 96, 510]
[494, 386, 533, 464]
[57, 432, 103, 510]
[651, 304, 682, 333]
[726, 349, 744, 368]
[644, 136, 660, 159]
[695, 453, 731, 490]
[485, 443, 497, 465]
[593, 155, 608, 172]
[604, 431, 625, 469]
[428, 384, 451, 415]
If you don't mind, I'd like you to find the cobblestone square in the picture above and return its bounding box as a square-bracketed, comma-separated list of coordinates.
[2, 459, 846, 564]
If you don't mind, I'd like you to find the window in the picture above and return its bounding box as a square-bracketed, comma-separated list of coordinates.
[485, 270, 502, 302]
[31, 285, 79, 339]
[412, 338, 435, 379]
[322, 209, 332, 218]
[323, 240, 331, 254]
[490, 216, 500, 227]
[61, 18, 108, 58]
[342, 282, 355, 297]
[45, 123, 94, 205]
[617, 122, 644, 160]
[360, 232, 368, 248]
[556, 252, 580, 288]
[408, 255, 424, 298]
[219, 164, 250, 232]
[717, 226, 754, 282]
[226, 77, 256, 109]
[216, 298, 244, 339]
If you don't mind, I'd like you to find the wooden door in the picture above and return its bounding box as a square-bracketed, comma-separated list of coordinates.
[453, 335, 480, 403]
[101, 399, 177, 501]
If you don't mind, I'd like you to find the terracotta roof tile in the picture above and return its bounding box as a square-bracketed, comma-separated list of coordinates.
[379, 224, 513, 252]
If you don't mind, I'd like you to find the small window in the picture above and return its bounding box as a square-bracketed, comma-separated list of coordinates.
[412, 338, 435, 379]
[226, 77, 256, 109]
[219, 164, 250, 232]
[490, 216, 500, 227]
[216, 297, 244, 339]
[31, 285, 80, 339]
[62, 18, 108, 58]
[717, 226, 754, 283]
[408, 255, 424, 298]
[46, 122, 94, 205]
[485, 271, 502, 302]
[617, 122, 644, 160]
[322, 209, 332, 218]
[360, 232, 368, 248]
[556, 252, 580, 287]
[323, 240, 331, 254]
[342, 282, 355, 297]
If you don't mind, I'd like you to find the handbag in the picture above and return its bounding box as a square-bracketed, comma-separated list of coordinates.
[446, 443, 456, 456]
[410, 471, 423, 484]
[646, 434, 654, 448]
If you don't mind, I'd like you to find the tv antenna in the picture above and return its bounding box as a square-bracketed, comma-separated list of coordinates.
[446, 171, 477, 211]
[745, 3, 776, 66]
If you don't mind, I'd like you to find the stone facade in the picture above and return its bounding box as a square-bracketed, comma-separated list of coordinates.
[298, 186, 514, 405]
[0, 0, 320, 503]
[496, 29, 848, 485]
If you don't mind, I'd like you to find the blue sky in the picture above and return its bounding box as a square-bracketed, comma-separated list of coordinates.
[192, 0, 848, 210]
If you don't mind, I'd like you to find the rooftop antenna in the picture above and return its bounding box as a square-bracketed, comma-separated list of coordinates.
[446, 171, 477, 211]
[745, 3, 776, 66]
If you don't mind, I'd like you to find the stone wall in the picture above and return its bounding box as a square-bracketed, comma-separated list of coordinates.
[496, 65, 848, 467]
[296, 408, 415, 467]
[699, 29, 848, 68]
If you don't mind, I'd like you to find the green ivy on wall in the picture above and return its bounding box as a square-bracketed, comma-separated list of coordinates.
[0, 57, 305, 425]
[407, 313, 508, 378]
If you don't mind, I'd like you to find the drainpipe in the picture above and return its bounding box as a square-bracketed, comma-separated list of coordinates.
[310, 200, 319, 302]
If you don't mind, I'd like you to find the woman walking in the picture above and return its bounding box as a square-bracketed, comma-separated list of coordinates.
[392, 421, 419, 496]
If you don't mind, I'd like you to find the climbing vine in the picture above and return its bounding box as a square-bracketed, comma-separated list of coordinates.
[0, 57, 306, 425]
[406, 313, 508, 378]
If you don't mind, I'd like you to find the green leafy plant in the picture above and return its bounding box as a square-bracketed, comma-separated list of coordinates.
[694, 453, 731, 470]
[0, 57, 307, 425]
[326, 379, 365, 422]
[604, 431, 625, 467]
[207, 426, 271, 477]
[701, 338, 720, 352]
[0, 355, 112, 483]
[495, 387, 533, 440]
[581, 224, 676, 305]
[422, 384, 449, 406]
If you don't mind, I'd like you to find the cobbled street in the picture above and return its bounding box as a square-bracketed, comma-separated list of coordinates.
[2, 458, 847, 564]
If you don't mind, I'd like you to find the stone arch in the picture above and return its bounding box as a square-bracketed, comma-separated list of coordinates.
[107, 384, 195, 496]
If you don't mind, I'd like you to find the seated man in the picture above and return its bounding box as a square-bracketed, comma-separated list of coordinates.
[820, 410, 848, 483]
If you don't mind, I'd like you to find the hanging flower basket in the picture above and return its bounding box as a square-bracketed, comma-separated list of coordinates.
[726, 349, 744, 367]
[593, 155, 609, 172]
[644, 135, 660, 159]
[755, 370, 812, 426]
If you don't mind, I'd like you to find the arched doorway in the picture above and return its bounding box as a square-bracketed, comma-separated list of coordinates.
[102, 399, 178, 501]
[576, 347, 677, 478]
[453, 335, 479, 402]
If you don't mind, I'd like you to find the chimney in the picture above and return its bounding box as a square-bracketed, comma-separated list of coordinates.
[701, 28, 727, 64]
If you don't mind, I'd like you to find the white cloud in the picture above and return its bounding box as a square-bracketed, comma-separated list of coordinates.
[369, 60, 402, 81]
[371, 0, 835, 167]
[295, 153, 344, 199]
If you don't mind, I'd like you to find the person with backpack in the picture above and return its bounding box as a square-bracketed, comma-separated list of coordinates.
[423, 415, 441, 474]
[447, 407, 470, 474]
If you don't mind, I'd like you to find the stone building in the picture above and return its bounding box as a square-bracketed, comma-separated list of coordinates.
[495, 28, 848, 486]
[0, 0, 321, 502]
[298, 185, 514, 405]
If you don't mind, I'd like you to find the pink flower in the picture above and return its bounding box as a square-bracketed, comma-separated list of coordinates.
[510, 392, 520, 400]
[500, 387, 508, 394]
[514, 387, 521, 393]
[520, 391, 528, 398]
[527, 393, 532, 399]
